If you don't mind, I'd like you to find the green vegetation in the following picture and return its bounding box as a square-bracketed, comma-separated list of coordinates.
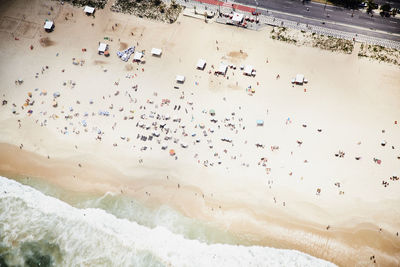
[270, 26, 354, 54]
[62, 0, 108, 9]
[111, 0, 182, 23]
[326, 0, 362, 8]
[379, 3, 391, 17]
[380, 3, 391, 12]
[270, 27, 297, 44]
[358, 43, 400, 65]
[366, 0, 376, 13]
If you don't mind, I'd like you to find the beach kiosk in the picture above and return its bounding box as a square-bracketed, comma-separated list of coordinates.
[98, 43, 108, 55]
[176, 75, 185, 83]
[244, 65, 254, 76]
[84, 6, 95, 15]
[44, 21, 54, 32]
[133, 52, 143, 62]
[151, 48, 162, 57]
[216, 63, 228, 76]
[232, 12, 244, 24]
[196, 59, 206, 70]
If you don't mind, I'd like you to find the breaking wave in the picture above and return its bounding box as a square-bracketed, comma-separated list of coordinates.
[0, 176, 336, 266]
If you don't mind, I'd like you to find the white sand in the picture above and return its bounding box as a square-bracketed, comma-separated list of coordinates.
[0, 0, 400, 265]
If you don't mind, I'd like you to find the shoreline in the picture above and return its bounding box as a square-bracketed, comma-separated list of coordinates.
[1, 142, 399, 266]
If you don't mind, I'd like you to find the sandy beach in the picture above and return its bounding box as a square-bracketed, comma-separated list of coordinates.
[0, 0, 400, 266]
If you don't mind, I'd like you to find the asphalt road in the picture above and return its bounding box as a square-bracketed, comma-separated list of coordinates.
[233, 0, 400, 41]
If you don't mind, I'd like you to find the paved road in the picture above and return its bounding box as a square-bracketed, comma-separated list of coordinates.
[232, 0, 400, 41]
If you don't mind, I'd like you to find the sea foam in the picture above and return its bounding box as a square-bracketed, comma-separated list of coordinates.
[0, 176, 336, 266]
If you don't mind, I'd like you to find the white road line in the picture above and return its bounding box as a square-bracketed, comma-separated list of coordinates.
[389, 20, 398, 24]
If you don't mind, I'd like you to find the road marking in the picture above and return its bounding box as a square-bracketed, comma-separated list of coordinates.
[389, 20, 398, 24]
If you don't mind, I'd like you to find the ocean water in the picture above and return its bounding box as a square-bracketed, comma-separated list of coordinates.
[0, 176, 336, 267]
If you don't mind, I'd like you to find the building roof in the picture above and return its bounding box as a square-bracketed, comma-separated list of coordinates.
[84, 6, 95, 13]
[197, 59, 206, 69]
[232, 12, 244, 23]
[151, 48, 162, 56]
[98, 43, 107, 52]
[44, 21, 53, 29]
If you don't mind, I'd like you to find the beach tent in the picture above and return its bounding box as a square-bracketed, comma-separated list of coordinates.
[98, 43, 107, 54]
[232, 12, 244, 23]
[169, 149, 175, 156]
[176, 75, 185, 83]
[44, 21, 54, 32]
[180, 143, 188, 148]
[197, 59, 206, 70]
[133, 52, 143, 62]
[295, 74, 305, 84]
[209, 109, 216, 116]
[256, 120, 264, 126]
[244, 65, 254, 76]
[84, 6, 95, 15]
[217, 63, 228, 75]
[151, 48, 162, 56]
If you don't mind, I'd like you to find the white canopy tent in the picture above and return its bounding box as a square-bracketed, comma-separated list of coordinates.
[98, 43, 107, 53]
[232, 12, 244, 23]
[133, 52, 143, 61]
[295, 74, 305, 84]
[176, 75, 185, 83]
[84, 6, 95, 14]
[44, 21, 54, 30]
[244, 65, 254, 76]
[196, 59, 206, 70]
[217, 63, 228, 75]
[151, 48, 162, 56]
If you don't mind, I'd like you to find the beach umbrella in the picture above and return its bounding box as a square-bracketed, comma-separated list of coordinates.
[169, 149, 175, 156]
[209, 109, 216, 116]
